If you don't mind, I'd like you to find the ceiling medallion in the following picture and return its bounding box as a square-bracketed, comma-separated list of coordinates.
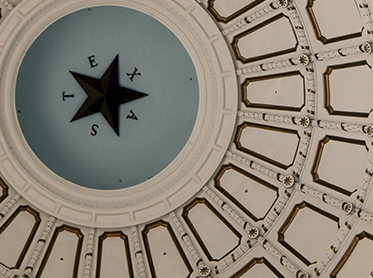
[0, 0, 237, 227]
[198, 266, 211, 277]
[282, 174, 296, 188]
[299, 116, 311, 128]
[342, 202, 354, 215]
[297, 272, 310, 278]
[361, 41, 373, 54]
[247, 227, 260, 239]
[297, 53, 310, 67]
[15, 6, 200, 190]
[364, 124, 373, 137]
[279, 0, 290, 7]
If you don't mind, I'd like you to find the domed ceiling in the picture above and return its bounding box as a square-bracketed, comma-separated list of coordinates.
[0, 0, 372, 277]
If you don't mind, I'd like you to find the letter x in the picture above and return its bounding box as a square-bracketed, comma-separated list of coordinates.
[127, 67, 141, 82]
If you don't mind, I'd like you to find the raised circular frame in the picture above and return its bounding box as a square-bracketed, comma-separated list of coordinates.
[0, 0, 238, 227]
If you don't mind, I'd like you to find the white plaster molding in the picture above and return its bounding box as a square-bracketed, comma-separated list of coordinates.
[226, 151, 284, 182]
[259, 237, 309, 278]
[21, 216, 55, 277]
[0, 265, 16, 278]
[0, 0, 15, 10]
[222, 1, 281, 36]
[312, 41, 372, 61]
[82, 228, 95, 278]
[131, 226, 148, 278]
[0, 193, 20, 220]
[0, 0, 237, 227]
[170, 211, 212, 278]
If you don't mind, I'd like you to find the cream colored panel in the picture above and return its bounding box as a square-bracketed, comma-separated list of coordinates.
[39, 232, 77, 277]
[308, 0, 362, 43]
[332, 233, 373, 278]
[241, 263, 279, 278]
[134, 201, 167, 221]
[95, 213, 131, 225]
[312, 136, 367, 196]
[58, 206, 93, 223]
[17, 0, 46, 17]
[24, 186, 58, 212]
[279, 202, 339, 266]
[234, 15, 297, 63]
[98, 234, 133, 278]
[0, 207, 40, 269]
[143, 222, 192, 278]
[325, 62, 373, 117]
[0, 12, 22, 48]
[216, 165, 278, 221]
[37, 226, 83, 278]
[242, 72, 304, 111]
[183, 199, 241, 261]
[236, 123, 299, 169]
[2, 159, 27, 189]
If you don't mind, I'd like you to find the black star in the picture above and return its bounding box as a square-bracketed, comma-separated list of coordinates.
[70, 55, 148, 136]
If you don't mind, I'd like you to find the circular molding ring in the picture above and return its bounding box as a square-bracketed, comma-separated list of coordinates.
[0, 0, 238, 227]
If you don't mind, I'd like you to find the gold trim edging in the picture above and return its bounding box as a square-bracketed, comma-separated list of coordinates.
[324, 61, 371, 118]
[207, 0, 265, 23]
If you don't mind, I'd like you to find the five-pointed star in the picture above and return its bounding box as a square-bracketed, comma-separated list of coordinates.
[70, 55, 148, 136]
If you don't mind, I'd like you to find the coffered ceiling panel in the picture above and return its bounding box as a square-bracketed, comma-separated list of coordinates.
[241, 71, 305, 111]
[306, 0, 362, 44]
[142, 221, 192, 278]
[235, 122, 300, 169]
[96, 232, 134, 278]
[215, 164, 278, 221]
[331, 231, 373, 278]
[36, 225, 83, 278]
[324, 61, 373, 117]
[278, 201, 339, 266]
[232, 14, 298, 63]
[312, 135, 368, 196]
[182, 198, 242, 262]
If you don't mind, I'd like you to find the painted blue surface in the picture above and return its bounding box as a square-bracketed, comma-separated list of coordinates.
[16, 6, 199, 190]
